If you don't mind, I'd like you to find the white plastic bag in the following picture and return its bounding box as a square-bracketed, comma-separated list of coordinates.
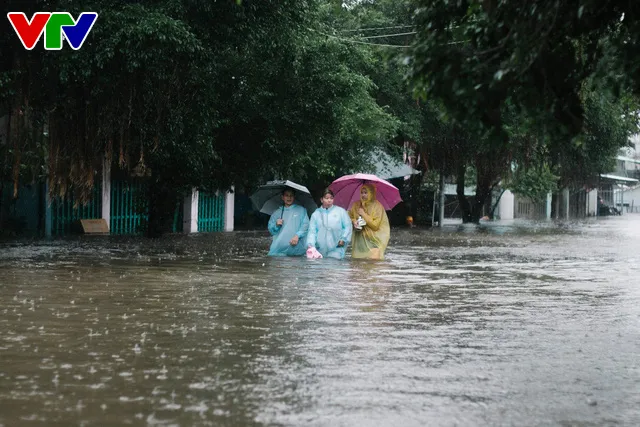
[306, 246, 323, 259]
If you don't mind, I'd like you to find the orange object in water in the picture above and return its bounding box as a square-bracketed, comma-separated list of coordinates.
[406, 216, 414, 226]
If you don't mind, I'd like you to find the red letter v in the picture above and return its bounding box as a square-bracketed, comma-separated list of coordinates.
[7, 12, 51, 50]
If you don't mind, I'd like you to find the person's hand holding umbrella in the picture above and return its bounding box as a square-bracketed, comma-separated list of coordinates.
[277, 189, 295, 228]
[358, 207, 367, 221]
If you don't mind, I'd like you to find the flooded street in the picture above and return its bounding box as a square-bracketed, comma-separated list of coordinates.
[1, 215, 639, 426]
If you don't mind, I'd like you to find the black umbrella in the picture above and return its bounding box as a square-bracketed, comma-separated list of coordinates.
[250, 180, 317, 218]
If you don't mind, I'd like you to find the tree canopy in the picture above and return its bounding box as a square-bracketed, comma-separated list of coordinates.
[2, 0, 638, 231]
[408, 0, 640, 220]
[1, 0, 398, 200]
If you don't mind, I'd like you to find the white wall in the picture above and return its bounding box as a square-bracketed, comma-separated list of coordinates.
[587, 189, 598, 216]
[183, 190, 199, 233]
[623, 186, 640, 212]
[224, 187, 235, 232]
[498, 190, 514, 220]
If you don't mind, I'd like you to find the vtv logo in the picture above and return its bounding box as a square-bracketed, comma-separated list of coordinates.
[7, 12, 98, 50]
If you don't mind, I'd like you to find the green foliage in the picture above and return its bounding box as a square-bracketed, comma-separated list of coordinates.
[407, 0, 640, 220]
[3, 0, 639, 230]
[420, 168, 440, 192]
[409, 0, 640, 143]
[1, 0, 399, 204]
[507, 165, 558, 203]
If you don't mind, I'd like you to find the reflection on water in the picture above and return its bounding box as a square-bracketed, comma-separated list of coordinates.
[1, 216, 640, 426]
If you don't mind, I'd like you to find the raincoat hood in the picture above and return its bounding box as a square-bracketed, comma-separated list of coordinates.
[360, 184, 377, 206]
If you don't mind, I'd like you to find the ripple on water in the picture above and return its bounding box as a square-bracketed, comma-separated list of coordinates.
[1, 216, 639, 426]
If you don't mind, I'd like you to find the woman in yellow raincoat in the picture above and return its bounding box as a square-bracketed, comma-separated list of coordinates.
[348, 184, 390, 260]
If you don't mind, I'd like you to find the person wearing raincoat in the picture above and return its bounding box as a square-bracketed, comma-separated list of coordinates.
[307, 188, 352, 260]
[267, 189, 310, 256]
[348, 183, 390, 260]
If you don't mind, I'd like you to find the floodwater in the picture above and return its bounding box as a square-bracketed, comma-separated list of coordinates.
[0, 215, 639, 426]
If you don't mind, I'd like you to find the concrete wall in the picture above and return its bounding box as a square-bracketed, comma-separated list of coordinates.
[587, 189, 598, 216]
[183, 190, 199, 233]
[622, 186, 640, 212]
[498, 190, 514, 220]
[224, 187, 235, 232]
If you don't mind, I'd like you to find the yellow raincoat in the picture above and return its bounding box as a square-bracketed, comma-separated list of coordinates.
[348, 184, 390, 260]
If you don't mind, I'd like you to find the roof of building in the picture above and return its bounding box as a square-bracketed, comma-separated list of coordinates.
[367, 150, 421, 180]
[599, 173, 640, 183]
[615, 155, 640, 164]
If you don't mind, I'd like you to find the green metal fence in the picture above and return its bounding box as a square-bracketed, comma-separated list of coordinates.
[49, 183, 220, 236]
[197, 191, 225, 232]
[51, 185, 102, 236]
[110, 180, 148, 235]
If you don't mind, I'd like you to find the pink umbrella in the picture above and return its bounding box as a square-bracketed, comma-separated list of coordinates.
[328, 173, 402, 211]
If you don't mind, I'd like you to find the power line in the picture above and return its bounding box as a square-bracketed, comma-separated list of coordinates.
[340, 24, 462, 33]
[360, 31, 416, 39]
[309, 28, 470, 48]
[309, 27, 411, 48]
[340, 25, 414, 32]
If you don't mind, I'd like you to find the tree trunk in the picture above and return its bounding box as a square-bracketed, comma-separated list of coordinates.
[409, 172, 423, 222]
[456, 163, 472, 222]
[471, 147, 506, 223]
[146, 175, 177, 238]
[489, 189, 506, 219]
[471, 183, 492, 223]
[552, 192, 559, 219]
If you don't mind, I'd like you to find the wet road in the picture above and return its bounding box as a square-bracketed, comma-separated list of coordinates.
[1, 215, 639, 426]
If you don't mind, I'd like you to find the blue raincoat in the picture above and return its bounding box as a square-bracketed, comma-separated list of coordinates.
[268, 204, 310, 256]
[307, 205, 352, 260]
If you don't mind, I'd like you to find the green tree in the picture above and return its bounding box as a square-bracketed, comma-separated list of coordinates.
[1, 0, 398, 235]
[407, 0, 640, 222]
